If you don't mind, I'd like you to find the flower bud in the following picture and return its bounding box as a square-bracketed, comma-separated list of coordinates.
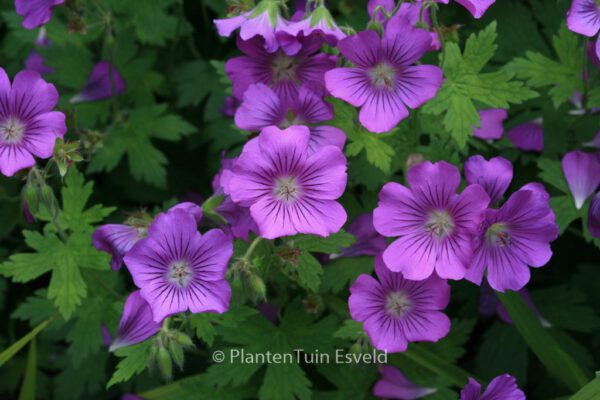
[172, 331, 194, 348]
[157, 346, 173, 381]
[168, 340, 185, 370]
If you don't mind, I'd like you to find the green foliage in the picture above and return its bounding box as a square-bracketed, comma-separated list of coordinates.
[107, 341, 152, 388]
[507, 24, 584, 108]
[423, 22, 538, 147]
[88, 104, 196, 187]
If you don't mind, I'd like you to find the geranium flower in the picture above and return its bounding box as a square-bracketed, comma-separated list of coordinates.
[70, 61, 126, 103]
[227, 125, 348, 239]
[234, 83, 346, 154]
[226, 35, 336, 104]
[109, 290, 161, 351]
[124, 207, 232, 322]
[15, 0, 64, 29]
[561, 150, 600, 210]
[460, 375, 525, 400]
[464, 155, 513, 205]
[436, 0, 496, 19]
[472, 109, 508, 141]
[507, 120, 544, 152]
[214, 0, 288, 53]
[325, 20, 442, 133]
[0, 68, 66, 176]
[349, 255, 451, 352]
[566, 0, 600, 60]
[373, 365, 436, 399]
[340, 213, 387, 257]
[373, 161, 489, 280]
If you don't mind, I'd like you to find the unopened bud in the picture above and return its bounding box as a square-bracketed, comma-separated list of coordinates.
[168, 340, 184, 370]
[248, 274, 267, 301]
[157, 346, 173, 381]
[172, 331, 194, 348]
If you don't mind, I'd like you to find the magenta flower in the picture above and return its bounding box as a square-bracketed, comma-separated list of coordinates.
[277, 5, 346, 54]
[214, 0, 287, 53]
[507, 120, 544, 152]
[228, 125, 348, 239]
[124, 207, 233, 322]
[70, 61, 126, 103]
[226, 35, 336, 104]
[349, 255, 451, 352]
[340, 213, 387, 257]
[373, 161, 490, 280]
[212, 157, 259, 240]
[464, 155, 513, 205]
[473, 109, 508, 141]
[0, 68, 66, 176]
[380, 1, 441, 51]
[367, 0, 395, 22]
[93, 224, 146, 271]
[325, 21, 442, 133]
[109, 291, 161, 351]
[234, 83, 346, 154]
[561, 151, 600, 210]
[436, 0, 496, 19]
[220, 96, 241, 117]
[25, 52, 54, 76]
[15, 0, 64, 29]
[567, 0, 600, 59]
[589, 192, 600, 238]
[460, 375, 525, 400]
[373, 365, 436, 399]
[467, 184, 558, 292]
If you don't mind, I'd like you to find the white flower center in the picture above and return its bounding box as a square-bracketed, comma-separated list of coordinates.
[486, 222, 511, 247]
[0, 117, 26, 144]
[385, 291, 412, 317]
[369, 63, 396, 89]
[272, 53, 297, 82]
[425, 210, 454, 239]
[274, 176, 301, 202]
[168, 260, 193, 288]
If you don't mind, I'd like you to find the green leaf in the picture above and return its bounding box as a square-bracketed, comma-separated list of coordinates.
[88, 104, 196, 187]
[314, 363, 377, 400]
[507, 24, 584, 108]
[320, 256, 373, 294]
[139, 374, 255, 400]
[107, 341, 151, 388]
[296, 251, 324, 292]
[47, 248, 87, 320]
[570, 374, 600, 400]
[537, 158, 569, 194]
[291, 230, 355, 253]
[533, 286, 600, 333]
[550, 196, 582, 234]
[498, 290, 590, 391]
[475, 322, 528, 383]
[106, 0, 179, 45]
[423, 22, 538, 147]
[17, 339, 36, 400]
[332, 320, 363, 340]
[0, 318, 52, 367]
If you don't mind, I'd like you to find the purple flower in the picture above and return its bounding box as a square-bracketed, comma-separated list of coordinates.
[214, 0, 287, 53]
[213, 158, 259, 241]
[109, 290, 161, 351]
[228, 125, 348, 239]
[436, 0, 496, 19]
[276, 5, 346, 54]
[460, 375, 525, 400]
[467, 184, 558, 292]
[15, 0, 64, 29]
[226, 35, 336, 104]
[464, 155, 513, 205]
[349, 255, 451, 352]
[220, 96, 241, 117]
[70, 61, 126, 103]
[561, 150, 600, 210]
[507, 120, 544, 153]
[325, 22, 442, 133]
[25, 52, 54, 76]
[589, 192, 600, 238]
[234, 83, 346, 154]
[0, 68, 66, 176]
[383, 2, 441, 51]
[124, 208, 233, 322]
[373, 161, 490, 280]
[340, 213, 387, 257]
[567, 0, 600, 37]
[473, 109, 508, 141]
[93, 224, 147, 271]
[258, 303, 279, 325]
[373, 365, 437, 399]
